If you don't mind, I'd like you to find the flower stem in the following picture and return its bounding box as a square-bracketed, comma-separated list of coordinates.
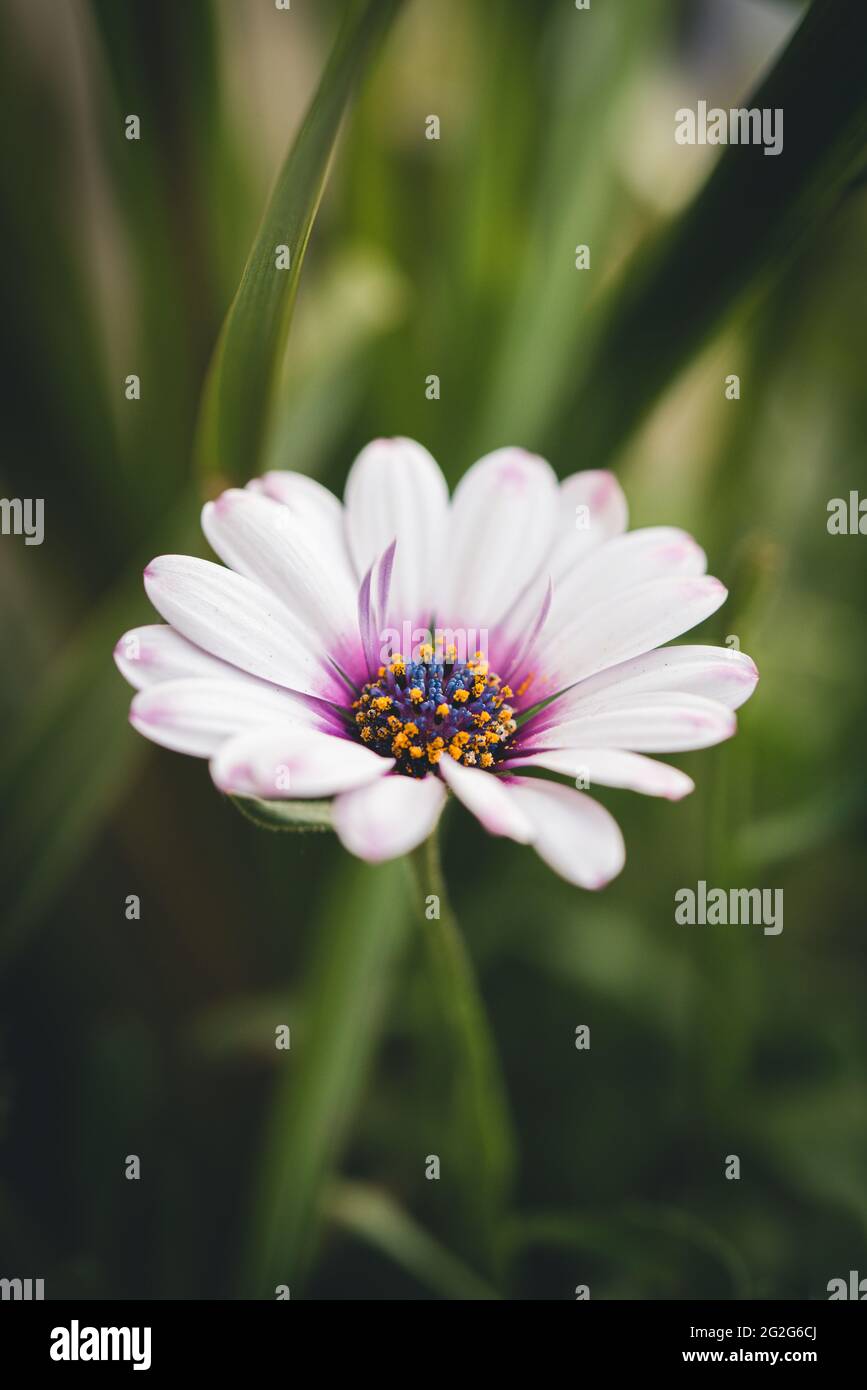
[408, 827, 517, 1275]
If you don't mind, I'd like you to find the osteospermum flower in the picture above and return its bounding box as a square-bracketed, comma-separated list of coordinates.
[114, 440, 758, 888]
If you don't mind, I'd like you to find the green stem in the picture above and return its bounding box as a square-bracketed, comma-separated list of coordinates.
[407, 827, 517, 1275]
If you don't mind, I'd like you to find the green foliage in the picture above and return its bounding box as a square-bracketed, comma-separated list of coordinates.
[195, 0, 405, 486]
[2, 0, 866, 1301]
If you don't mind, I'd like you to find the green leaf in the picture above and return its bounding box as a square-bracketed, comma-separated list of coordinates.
[229, 796, 333, 834]
[241, 856, 411, 1295]
[195, 0, 404, 486]
[553, 0, 867, 471]
[325, 1181, 499, 1300]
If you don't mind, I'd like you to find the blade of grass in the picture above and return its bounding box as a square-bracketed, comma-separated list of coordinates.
[553, 0, 867, 471]
[195, 0, 404, 488]
[325, 1180, 500, 1300]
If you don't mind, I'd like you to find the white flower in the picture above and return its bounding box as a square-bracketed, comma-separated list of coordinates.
[115, 440, 758, 887]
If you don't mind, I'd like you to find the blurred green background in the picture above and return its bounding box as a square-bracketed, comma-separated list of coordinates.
[1, 0, 866, 1300]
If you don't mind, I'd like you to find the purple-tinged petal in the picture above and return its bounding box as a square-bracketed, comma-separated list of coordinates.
[211, 725, 390, 799]
[332, 773, 446, 862]
[439, 754, 534, 842]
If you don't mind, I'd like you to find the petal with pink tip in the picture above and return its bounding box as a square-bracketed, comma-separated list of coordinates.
[507, 748, 694, 800]
[114, 624, 276, 692]
[254, 470, 353, 564]
[211, 725, 391, 799]
[504, 778, 626, 889]
[548, 470, 629, 585]
[524, 692, 736, 753]
[441, 447, 559, 628]
[547, 576, 729, 690]
[546, 527, 706, 638]
[532, 644, 759, 733]
[130, 678, 320, 757]
[343, 437, 448, 627]
[143, 554, 340, 700]
[202, 489, 358, 653]
[438, 754, 534, 842]
[332, 773, 446, 862]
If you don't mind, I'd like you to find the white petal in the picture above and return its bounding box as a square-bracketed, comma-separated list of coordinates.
[438, 755, 534, 842]
[533, 644, 759, 731]
[210, 725, 391, 799]
[525, 692, 736, 753]
[547, 527, 706, 636]
[252, 470, 357, 595]
[548, 470, 628, 585]
[441, 447, 559, 627]
[130, 677, 319, 757]
[507, 748, 694, 800]
[332, 774, 446, 862]
[202, 489, 358, 654]
[505, 778, 626, 889]
[343, 437, 448, 627]
[143, 554, 341, 700]
[114, 624, 271, 691]
[548, 576, 728, 690]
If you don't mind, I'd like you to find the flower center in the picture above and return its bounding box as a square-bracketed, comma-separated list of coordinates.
[351, 645, 517, 776]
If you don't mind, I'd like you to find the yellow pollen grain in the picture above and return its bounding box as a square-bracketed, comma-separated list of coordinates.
[373, 696, 391, 712]
[404, 721, 419, 737]
[453, 688, 469, 704]
[360, 728, 373, 742]
[409, 687, 423, 704]
[436, 702, 450, 719]
[480, 751, 494, 768]
[410, 745, 424, 760]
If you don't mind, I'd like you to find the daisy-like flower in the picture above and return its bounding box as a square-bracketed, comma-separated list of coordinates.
[115, 440, 758, 888]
